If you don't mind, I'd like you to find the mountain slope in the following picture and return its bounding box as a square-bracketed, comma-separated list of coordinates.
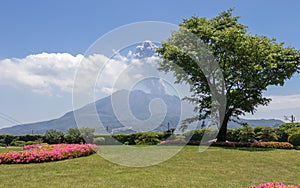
[0, 89, 284, 135]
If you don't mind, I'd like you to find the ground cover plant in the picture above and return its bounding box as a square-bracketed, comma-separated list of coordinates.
[0, 145, 299, 187]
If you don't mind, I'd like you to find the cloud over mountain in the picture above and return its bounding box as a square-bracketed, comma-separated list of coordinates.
[0, 53, 83, 94]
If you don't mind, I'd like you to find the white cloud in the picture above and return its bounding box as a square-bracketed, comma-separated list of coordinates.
[259, 94, 300, 111]
[0, 52, 129, 96]
[0, 53, 83, 95]
[244, 94, 300, 121]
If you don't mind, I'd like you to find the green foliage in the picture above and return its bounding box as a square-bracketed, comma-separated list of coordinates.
[288, 133, 300, 146]
[157, 9, 300, 141]
[133, 132, 161, 145]
[112, 134, 133, 144]
[17, 135, 44, 142]
[254, 126, 278, 141]
[226, 128, 242, 142]
[2, 135, 14, 146]
[10, 140, 25, 147]
[79, 127, 95, 143]
[93, 137, 105, 145]
[184, 128, 218, 143]
[276, 123, 300, 141]
[43, 129, 64, 144]
[94, 132, 164, 145]
[239, 126, 255, 142]
[65, 128, 83, 144]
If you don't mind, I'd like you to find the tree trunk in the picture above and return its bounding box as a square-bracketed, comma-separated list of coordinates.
[216, 111, 231, 142]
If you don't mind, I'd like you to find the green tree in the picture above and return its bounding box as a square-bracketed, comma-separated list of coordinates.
[157, 9, 300, 141]
[44, 129, 64, 144]
[65, 128, 83, 144]
[3, 134, 14, 147]
[80, 127, 95, 143]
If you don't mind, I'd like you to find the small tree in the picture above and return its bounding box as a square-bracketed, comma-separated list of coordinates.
[3, 134, 14, 147]
[65, 128, 83, 144]
[44, 129, 64, 144]
[80, 127, 95, 143]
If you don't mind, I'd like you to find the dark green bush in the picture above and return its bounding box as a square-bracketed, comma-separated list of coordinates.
[17, 134, 43, 142]
[239, 126, 255, 142]
[288, 133, 300, 146]
[276, 123, 300, 142]
[133, 132, 162, 145]
[184, 128, 218, 144]
[254, 126, 278, 141]
[226, 128, 242, 142]
[43, 129, 65, 144]
[64, 128, 83, 144]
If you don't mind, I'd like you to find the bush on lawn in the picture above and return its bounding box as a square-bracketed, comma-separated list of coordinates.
[226, 128, 242, 142]
[239, 126, 255, 142]
[17, 134, 44, 142]
[43, 129, 65, 144]
[288, 133, 300, 146]
[64, 128, 83, 144]
[10, 140, 26, 147]
[93, 137, 105, 145]
[276, 123, 300, 142]
[184, 128, 217, 144]
[254, 126, 278, 141]
[133, 132, 162, 145]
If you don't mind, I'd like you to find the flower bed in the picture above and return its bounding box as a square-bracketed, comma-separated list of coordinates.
[254, 142, 294, 149]
[213, 141, 294, 149]
[159, 140, 294, 149]
[250, 182, 300, 188]
[0, 144, 98, 164]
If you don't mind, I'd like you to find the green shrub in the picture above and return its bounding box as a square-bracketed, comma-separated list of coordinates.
[64, 128, 83, 144]
[17, 135, 44, 142]
[25, 141, 41, 145]
[10, 140, 26, 147]
[226, 128, 242, 142]
[239, 126, 255, 142]
[185, 128, 218, 144]
[276, 123, 300, 142]
[94, 135, 122, 145]
[43, 129, 65, 144]
[133, 132, 162, 145]
[288, 133, 300, 146]
[254, 126, 278, 141]
[93, 137, 105, 145]
[79, 127, 95, 143]
[112, 134, 133, 144]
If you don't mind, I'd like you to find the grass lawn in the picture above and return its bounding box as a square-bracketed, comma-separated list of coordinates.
[0, 146, 299, 187]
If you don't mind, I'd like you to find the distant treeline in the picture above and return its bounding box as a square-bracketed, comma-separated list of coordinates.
[1, 123, 300, 147]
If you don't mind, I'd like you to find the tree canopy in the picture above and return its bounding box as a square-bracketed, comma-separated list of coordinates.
[157, 9, 300, 141]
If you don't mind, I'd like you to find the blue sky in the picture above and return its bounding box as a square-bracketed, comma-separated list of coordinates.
[1, 0, 300, 128]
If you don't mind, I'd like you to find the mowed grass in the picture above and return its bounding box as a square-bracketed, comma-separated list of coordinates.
[0, 146, 299, 188]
